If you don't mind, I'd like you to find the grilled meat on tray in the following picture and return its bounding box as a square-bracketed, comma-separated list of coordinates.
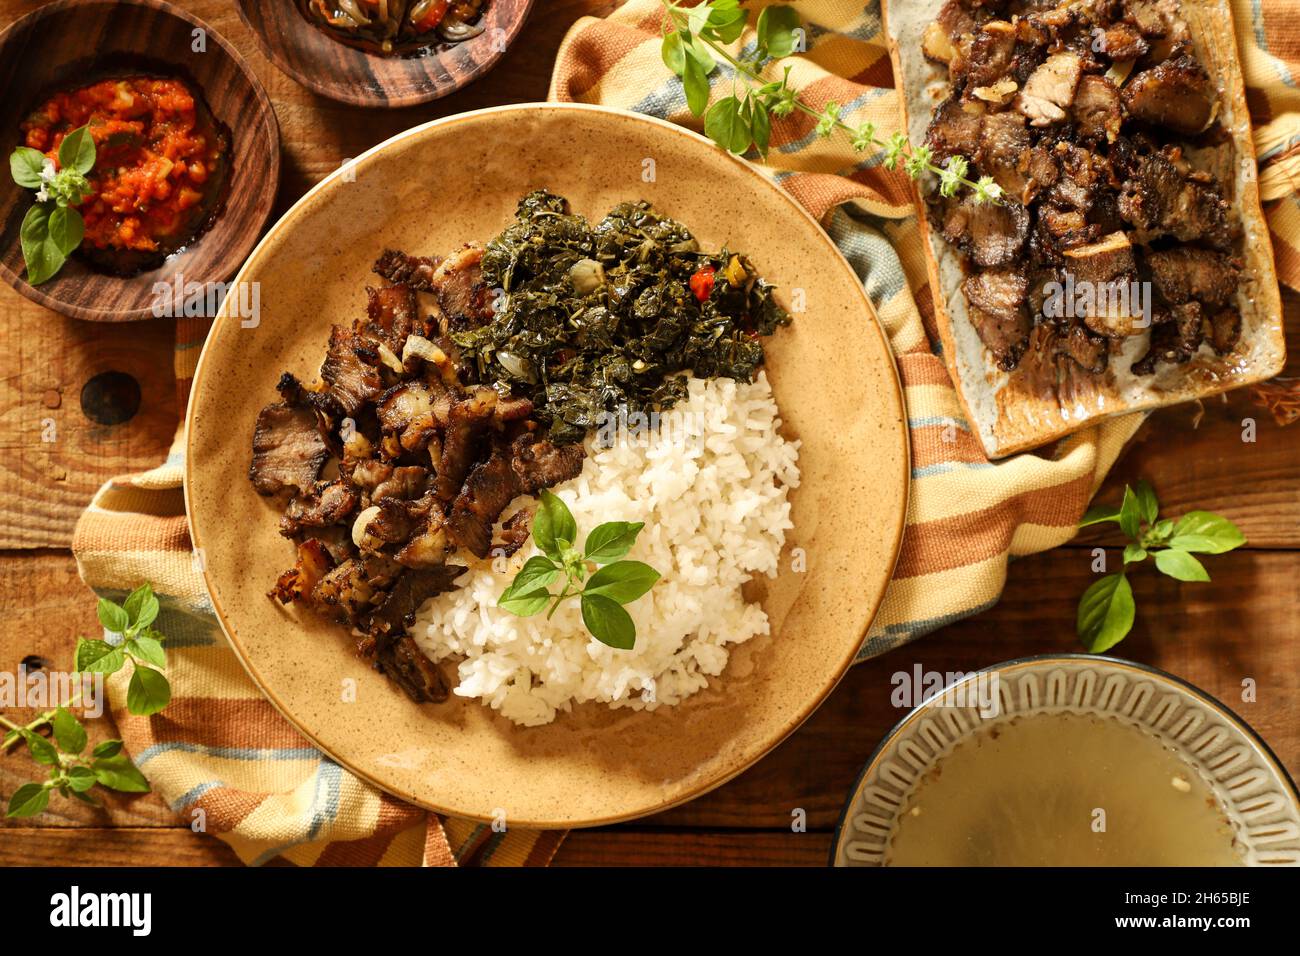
[921, 0, 1245, 381]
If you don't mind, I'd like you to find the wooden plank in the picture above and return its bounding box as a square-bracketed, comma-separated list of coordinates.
[0, 552, 180, 827]
[553, 829, 830, 866]
[0, 826, 829, 867]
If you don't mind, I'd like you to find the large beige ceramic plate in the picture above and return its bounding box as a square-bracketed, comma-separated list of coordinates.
[185, 103, 909, 828]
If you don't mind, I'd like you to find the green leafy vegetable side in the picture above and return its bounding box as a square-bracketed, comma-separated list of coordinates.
[1076, 482, 1245, 653]
[498, 491, 659, 650]
[8, 124, 96, 285]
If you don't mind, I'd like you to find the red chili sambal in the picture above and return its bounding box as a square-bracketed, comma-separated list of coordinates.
[21, 76, 227, 269]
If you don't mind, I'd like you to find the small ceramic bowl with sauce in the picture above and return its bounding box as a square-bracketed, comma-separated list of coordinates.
[236, 0, 533, 107]
[833, 655, 1300, 867]
[0, 0, 280, 322]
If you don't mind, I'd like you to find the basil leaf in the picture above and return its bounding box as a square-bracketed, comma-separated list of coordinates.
[706, 95, 753, 154]
[583, 521, 644, 565]
[57, 124, 96, 175]
[69, 788, 102, 807]
[710, 10, 747, 44]
[10, 146, 47, 188]
[1169, 511, 1246, 555]
[66, 766, 98, 793]
[126, 666, 171, 717]
[682, 54, 710, 116]
[580, 593, 636, 650]
[90, 754, 150, 793]
[749, 99, 772, 158]
[661, 30, 686, 76]
[1147, 517, 1175, 546]
[97, 597, 129, 635]
[585, 560, 660, 604]
[1154, 548, 1210, 582]
[48, 205, 83, 253]
[76, 638, 125, 675]
[51, 707, 87, 755]
[123, 583, 159, 630]
[19, 203, 65, 285]
[533, 490, 576, 558]
[1122, 543, 1147, 564]
[1118, 485, 1143, 539]
[756, 5, 801, 58]
[92, 739, 124, 759]
[498, 590, 553, 617]
[6, 782, 50, 818]
[1076, 572, 1135, 654]
[127, 634, 166, 669]
[685, 32, 716, 72]
[1078, 503, 1121, 528]
[1133, 480, 1159, 526]
[21, 730, 59, 767]
[687, 4, 711, 34]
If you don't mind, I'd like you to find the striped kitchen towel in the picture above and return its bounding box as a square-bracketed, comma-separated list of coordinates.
[550, 0, 1300, 655]
[72, 316, 564, 867]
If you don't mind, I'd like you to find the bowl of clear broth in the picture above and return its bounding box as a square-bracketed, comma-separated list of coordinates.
[833, 655, 1300, 867]
[0, 0, 280, 322]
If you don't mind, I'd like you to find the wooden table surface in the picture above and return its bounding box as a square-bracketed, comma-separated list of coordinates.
[1, 0, 1297, 868]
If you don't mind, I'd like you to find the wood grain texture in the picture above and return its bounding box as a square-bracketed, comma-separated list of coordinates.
[0, 310, 178, 549]
[0, 0, 281, 321]
[237, 0, 534, 107]
[1, 0, 1297, 866]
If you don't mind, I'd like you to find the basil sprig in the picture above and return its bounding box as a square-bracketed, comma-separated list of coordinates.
[9, 124, 96, 285]
[1076, 481, 1245, 653]
[2, 583, 169, 818]
[498, 490, 660, 650]
[658, 1, 999, 202]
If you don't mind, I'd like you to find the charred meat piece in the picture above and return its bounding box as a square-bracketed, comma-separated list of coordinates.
[431, 244, 494, 331]
[280, 480, 359, 537]
[1062, 233, 1145, 338]
[1058, 323, 1109, 373]
[1145, 247, 1241, 307]
[961, 268, 1032, 369]
[434, 388, 498, 501]
[375, 636, 449, 705]
[977, 111, 1032, 199]
[494, 508, 533, 557]
[1015, 52, 1083, 126]
[364, 283, 420, 354]
[447, 446, 520, 559]
[321, 326, 384, 416]
[377, 382, 439, 454]
[250, 402, 329, 497]
[1073, 75, 1122, 144]
[395, 512, 450, 569]
[311, 554, 402, 625]
[509, 434, 586, 494]
[944, 196, 1031, 268]
[954, 21, 1018, 90]
[364, 565, 464, 644]
[269, 539, 334, 604]
[1118, 149, 1233, 249]
[1133, 301, 1205, 373]
[1122, 55, 1213, 136]
[1098, 22, 1150, 61]
[926, 96, 984, 163]
[373, 249, 440, 291]
[1205, 306, 1242, 355]
[921, 0, 977, 64]
[372, 465, 430, 503]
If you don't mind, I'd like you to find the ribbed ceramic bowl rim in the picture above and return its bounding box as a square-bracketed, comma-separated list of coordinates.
[830, 653, 1300, 866]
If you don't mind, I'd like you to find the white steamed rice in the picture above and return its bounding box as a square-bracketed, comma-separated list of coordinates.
[411, 372, 800, 726]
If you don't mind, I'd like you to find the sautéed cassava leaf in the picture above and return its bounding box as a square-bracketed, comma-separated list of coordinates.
[452, 190, 790, 443]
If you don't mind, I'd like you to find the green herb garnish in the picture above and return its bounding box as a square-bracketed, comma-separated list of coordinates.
[8, 124, 96, 285]
[658, 1, 999, 203]
[498, 490, 660, 650]
[1075, 482, 1245, 653]
[1, 583, 169, 818]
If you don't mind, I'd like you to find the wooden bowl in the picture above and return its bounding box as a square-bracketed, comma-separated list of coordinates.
[236, 0, 533, 108]
[0, 0, 281, 323]
[185, 104, 910, 827]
